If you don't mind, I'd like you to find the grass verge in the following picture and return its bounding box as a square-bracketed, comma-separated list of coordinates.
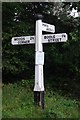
[2, 79, 80, 118]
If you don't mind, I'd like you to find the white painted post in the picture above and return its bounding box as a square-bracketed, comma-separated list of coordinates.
[34, 14, 44, 109]
[11, 14, 68, 109]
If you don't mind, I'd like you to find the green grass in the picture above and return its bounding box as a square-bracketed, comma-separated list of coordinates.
[2, 79, 80, 118]
[0, 83, 2, 119]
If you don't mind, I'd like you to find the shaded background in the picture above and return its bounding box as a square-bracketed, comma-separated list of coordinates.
[2, 2, 80, 100]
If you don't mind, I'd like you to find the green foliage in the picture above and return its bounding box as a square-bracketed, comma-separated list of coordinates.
[44, 30, 80, 82]
[2, 2, 80, 90]
[2, 3, 55, 81]
[2, 2, 80, 119]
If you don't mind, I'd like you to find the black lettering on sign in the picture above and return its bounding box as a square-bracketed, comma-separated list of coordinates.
[18, 40, 30, 44]
[30, 37, 34, 40]
[28, 40, 30, 43]
[62, 34, 66, 37]
[54, 38, 60, 42]
[47, 38, 61, 43]
[48, 39, 50, 42]
[59, 38, 61, 41]
[48, 38, 53, 42]
[44, 35, 55, 40]
[47, 36, 52, 39]
[52, 35, 55, 38]
[44, 36, 46, 39]
[43, 23, 48, 27]
[46, 28, 53, 31]
[14, 37, 25, 41]
[54, 38, 61, 42]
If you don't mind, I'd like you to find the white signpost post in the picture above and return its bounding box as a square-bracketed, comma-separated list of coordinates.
[11, 14, 68, 109]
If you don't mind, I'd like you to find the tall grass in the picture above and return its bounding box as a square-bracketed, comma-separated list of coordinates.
[2, 79, 80, 118]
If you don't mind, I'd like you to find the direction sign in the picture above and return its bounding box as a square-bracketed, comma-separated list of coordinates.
[11, 15, 68, 109]
[42, 22, 55, 33]
[42, 33, 68, 43]
[11, 33, 67, 45]
[11, 36, 35, 45]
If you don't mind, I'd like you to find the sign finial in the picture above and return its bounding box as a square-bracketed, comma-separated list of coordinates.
[35, 14, 43, 20]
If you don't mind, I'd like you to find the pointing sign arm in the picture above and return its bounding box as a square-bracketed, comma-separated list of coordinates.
[42, 33, 68, 43]
[11, 36, 35, 45]
[11, 33, 68, 45]
[42, 22, 55, 33]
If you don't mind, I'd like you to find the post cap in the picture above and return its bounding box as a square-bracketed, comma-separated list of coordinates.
[35, 14, 43, 20]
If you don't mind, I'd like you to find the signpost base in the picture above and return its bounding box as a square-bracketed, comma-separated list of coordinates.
[40, 91, 44, 109]
[34, 91, 44, 109]
[34, 91, 40, 107]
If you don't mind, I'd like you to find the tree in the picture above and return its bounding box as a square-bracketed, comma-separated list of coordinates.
[2, 2, 80, 85]
[2, 2, 55, 82]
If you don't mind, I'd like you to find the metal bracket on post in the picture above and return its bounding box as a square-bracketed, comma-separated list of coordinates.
[34, 14, 44, 109]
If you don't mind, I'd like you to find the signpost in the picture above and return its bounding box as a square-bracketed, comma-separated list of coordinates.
[11, 33, 67, 45]
[42, 33, 68, 43]
[42, 22, 55, 33]
[11, 14, 68, 109]
[11, 36, 35, 45]
[34, 15, 44, 109]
